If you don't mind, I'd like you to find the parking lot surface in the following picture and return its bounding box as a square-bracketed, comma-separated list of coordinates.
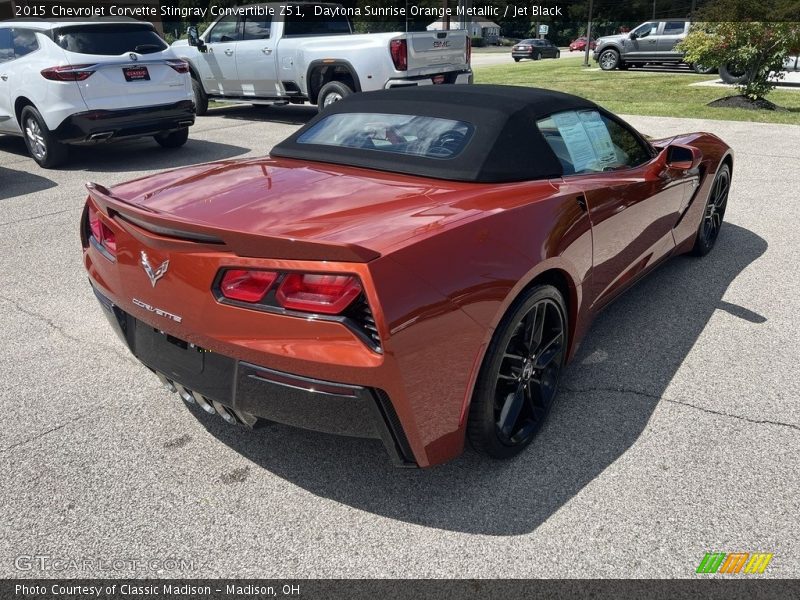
[1, 105, 798, 578]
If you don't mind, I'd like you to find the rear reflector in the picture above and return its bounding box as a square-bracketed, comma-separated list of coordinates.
[276, 273, 362, 315]
[220, 269, 277, 302]
[88, 204, 116, 257]
[41, 65, 95, 81]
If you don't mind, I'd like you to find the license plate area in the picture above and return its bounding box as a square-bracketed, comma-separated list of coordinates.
[123, 66, 150, 82]
[134, 322, 203, 377]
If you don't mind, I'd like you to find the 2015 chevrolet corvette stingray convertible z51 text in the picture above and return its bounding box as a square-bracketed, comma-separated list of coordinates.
[81, 85, 733, 467]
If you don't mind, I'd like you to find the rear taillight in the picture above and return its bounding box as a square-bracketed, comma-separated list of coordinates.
[466, 35, 471, 64]
[166, 59, 190, 74]
[220, 269, 277, 303]
[216, 269, 363, 315]
[276, 274, 362, 315]
[390, 39, 408, 71]
[87, 204, 116, 257]
[41, 65, 95, 81]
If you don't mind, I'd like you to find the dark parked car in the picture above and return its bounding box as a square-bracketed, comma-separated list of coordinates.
[512, 39, 560, 62]
[82, 85, 733, 467]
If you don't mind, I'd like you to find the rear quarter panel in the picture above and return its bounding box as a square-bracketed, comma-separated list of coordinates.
[371, 180, 592, 464]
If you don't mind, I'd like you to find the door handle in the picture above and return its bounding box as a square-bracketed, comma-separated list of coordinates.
[576, 195, 588, 212]
[224, 49, 234, 56]
[262, 48, 272, 54]
[0, 75, 7, 81]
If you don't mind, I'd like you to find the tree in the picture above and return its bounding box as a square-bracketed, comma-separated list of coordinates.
[676, 0, 800, 100]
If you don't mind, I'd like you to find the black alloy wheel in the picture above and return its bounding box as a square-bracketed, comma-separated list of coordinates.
[692, 164, 730, 256]
[468, 285, 567, 459]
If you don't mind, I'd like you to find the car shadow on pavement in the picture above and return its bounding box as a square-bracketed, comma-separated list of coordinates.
[0, 165, 56, 200]
[0, 135, 251, 175]
[190, 222, 767, 535]
[208, 103, 317, 126]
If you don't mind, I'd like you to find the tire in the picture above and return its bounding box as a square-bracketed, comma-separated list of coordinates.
[719, 62, 753, 85]
[691, 164, 731, 257]
[533, 51, 541, 61]
[556, 51, 561, 59]
[598, 48, 620, 70]
[154, 128, 189, 149]
[513, 57, 521, 62]
[467, 284, 568, 459]
[191, 77, 208, 116]
[20, 106, 68, 169]
[317, 80, 352, 111]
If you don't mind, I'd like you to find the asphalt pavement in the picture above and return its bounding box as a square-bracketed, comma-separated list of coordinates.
[1, 104, 798, 578]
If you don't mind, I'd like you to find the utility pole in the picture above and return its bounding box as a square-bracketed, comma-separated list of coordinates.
[443, 0, 450, 30]
[583, 0, 594, 67]
[652, 0, 657, 19]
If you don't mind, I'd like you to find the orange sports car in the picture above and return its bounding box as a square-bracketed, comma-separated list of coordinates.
[82, 86, 733, 467]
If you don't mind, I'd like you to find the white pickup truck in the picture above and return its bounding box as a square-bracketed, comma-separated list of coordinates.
[172, 2, 473, 113]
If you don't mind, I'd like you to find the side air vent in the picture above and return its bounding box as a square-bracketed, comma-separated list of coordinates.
[345, 294, 382, 353]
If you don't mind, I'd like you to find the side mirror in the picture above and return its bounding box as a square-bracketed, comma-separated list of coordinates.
[629, 32, 638, 40]
[666, 144, 702, 171]
[187, 26, 206, 52]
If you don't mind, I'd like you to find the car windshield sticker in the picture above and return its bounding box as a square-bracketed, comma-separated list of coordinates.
[579, 111, 617, 166]
[551, 111, 597, 172]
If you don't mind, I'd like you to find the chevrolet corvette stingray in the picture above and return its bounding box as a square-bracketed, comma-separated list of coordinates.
[81, 85, 733, 467]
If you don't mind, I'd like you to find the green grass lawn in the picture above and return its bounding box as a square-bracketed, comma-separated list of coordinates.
[475, 56, 800, 125]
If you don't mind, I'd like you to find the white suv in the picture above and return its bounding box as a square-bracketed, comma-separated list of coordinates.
[0, 19, 195, 168]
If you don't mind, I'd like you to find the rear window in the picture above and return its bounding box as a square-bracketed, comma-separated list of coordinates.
[54, 25, 167, 55]
[284, 7, 351, 36]
[297, 113, 474, 159]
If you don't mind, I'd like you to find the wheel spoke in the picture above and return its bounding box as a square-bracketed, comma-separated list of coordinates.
[533, 332, 564, 369]
[524, 303, 545, 354]
[497, 384, 526, 439]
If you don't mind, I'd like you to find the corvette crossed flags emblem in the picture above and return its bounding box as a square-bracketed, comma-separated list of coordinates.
[140, 251, 169, 288]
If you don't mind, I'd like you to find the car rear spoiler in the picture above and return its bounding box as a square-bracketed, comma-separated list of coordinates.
[85, 182, 381, 263]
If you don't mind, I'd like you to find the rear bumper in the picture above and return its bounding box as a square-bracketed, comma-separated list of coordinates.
[53, 100, 195, 143]
[384, 70, 472, 89]
[92, 285, 417, 467]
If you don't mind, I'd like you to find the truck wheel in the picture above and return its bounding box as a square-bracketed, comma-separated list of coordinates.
[719, 62, 753, 85]
[598, 48, 620, 70]
[513, 57, 521, 62]
[154, 128, 189, 149]
[192, 77, 208, 116]
[21, 106, 68, 169]
[317, 81, 352, 111]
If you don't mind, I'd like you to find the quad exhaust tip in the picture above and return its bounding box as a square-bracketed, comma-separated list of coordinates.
[159, 373, 262, 428]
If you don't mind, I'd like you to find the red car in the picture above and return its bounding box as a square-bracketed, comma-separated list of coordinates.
[82, 86, 733, 467]
[569, 36, 597, 52]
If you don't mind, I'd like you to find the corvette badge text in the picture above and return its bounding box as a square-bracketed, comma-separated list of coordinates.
[696, 552, 774, 574]
[132, 298, 182, 323]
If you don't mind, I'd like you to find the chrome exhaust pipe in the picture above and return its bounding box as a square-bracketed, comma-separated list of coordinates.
[212, 400, 237, 424]
[193, 392, 216, 414]
[174, 384, 195, 405]
[178, 120, 193, 127]
[88, 131, 114, 141]
[156, 373, 176, 393]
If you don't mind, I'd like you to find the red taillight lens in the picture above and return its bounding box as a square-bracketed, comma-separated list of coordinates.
[466, 35, 471, 64]
[166, 59, 190, 74]
[220, 269, 277, 302]
[41, 65, 95, 81]
[390, 39, 408, 71]
[276, 273, 362, 315]
[87, 204, 117, 257]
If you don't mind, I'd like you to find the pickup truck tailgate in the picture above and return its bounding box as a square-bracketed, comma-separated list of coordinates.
[406, 31, 469, 73]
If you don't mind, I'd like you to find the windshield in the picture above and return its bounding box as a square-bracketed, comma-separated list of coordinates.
[297, 113, 474, 159]
[54, 25, 167, 55]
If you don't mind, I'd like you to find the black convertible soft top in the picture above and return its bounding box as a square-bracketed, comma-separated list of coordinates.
[271, 85, 599, 183]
